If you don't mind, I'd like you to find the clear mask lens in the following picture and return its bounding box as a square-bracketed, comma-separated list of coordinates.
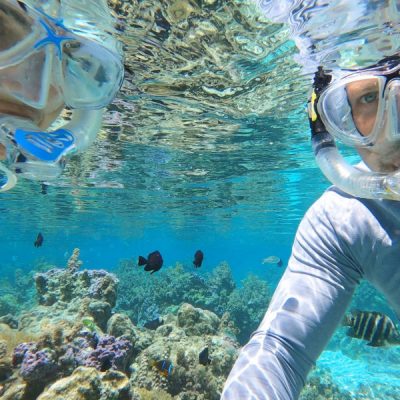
[386, 80, 400, 140]
[0, 46, 55, 109]
[319, 75, 386, 146]
[62, 39, 123, 109]
[0, 3, 123, 111]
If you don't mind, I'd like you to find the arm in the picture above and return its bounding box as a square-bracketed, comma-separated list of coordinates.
[221, 193, 364, 400]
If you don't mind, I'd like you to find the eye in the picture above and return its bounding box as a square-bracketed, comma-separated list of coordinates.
[360, 91, 378, 104]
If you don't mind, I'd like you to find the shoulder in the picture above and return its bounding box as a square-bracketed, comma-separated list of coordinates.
[299, 186, 389, 253]
[307, 187, 371, 227]
[290, 188, 374, 275]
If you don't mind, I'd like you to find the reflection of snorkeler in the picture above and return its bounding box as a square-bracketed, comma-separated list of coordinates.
[0, 0, 124, 191]
[222, 55, 400, 399]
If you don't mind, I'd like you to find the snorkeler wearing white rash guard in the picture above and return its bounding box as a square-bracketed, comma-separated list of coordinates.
[222, 56, 400, 399]
[0, 0, 123, 191]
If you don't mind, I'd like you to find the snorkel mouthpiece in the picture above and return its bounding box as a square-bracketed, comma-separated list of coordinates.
[0, 108, 103, 191]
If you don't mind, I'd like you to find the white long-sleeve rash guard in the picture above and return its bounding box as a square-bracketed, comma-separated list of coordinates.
[221, 186, 400, 400]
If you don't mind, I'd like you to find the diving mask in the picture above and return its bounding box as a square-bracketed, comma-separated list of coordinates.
[0, 0, 124, 110]
[0, 0, 124, 191]
[317, 56, 400, 148]
[308, 57, 400, 201]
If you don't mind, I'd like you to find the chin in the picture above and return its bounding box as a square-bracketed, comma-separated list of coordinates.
[368, 161, 400, 173]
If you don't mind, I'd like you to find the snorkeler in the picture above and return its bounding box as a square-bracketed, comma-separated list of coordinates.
[222, 55, 400, 399]
[0, 0, 124, 191]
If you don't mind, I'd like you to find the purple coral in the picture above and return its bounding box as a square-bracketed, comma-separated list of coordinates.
[12, 342, 36, 366]
[12, 332, 132, 382]
[19, 347, 58, 382]
[82, 335, 133, 372]
[60, 332, 133, 373]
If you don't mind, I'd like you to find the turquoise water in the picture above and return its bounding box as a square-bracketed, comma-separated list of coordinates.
[2, 1, 400, 399]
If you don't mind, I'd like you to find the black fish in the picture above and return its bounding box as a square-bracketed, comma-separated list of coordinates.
[143, 317, 164, 330]
[34, 233, 43, 248]
[138, 250, 163, 274]
[152, 359, 173, 377]
[199, 347, 211, 366]
[343, 310, 400, 347]
[193, 250, 204, 268]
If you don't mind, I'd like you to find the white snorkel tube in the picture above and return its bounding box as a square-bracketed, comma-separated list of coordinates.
[312, 131, 400, 200]
[309, 66, 400, 201]
[0, 108, 103, 192]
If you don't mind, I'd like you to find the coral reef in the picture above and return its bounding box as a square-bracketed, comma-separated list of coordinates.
[0, 250, 241, 399]
[300, 368, 353, 400]
[36, 367, 131, 400]
[3, 248, 396, 399]
[18, 248, 119, 337]
[116, 260, 270, 344]
[300, 364, 400, 400]
[10, 330, 134, 382]
[75, 334, 133, 372]
[130, 303, 239, 400]
[6, 250, 385, 399]
[225, 273, 271, 343]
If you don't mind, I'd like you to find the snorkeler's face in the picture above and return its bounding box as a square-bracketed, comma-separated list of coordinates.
[0, 3, 65, 160]
[356, 138, 400, 173]
[346, 79, 379, 137]
[345, 78, 400, 172]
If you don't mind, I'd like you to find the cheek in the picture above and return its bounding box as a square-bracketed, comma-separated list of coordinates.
[37, 103, 65, 129]
[356, 147, 379, 170]
[0, 144, 5, 160]
[354, 114, 376, 136]
[48, 85, 64, 110]
[36, 85, 65, 128]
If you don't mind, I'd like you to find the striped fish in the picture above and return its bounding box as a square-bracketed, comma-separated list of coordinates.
[342, 310, 400, 347]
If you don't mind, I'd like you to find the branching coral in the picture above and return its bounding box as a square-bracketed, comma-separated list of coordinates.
[226, 274, 270, 343]
[66, 248, 83, 273]
[116, 260, 269, 344]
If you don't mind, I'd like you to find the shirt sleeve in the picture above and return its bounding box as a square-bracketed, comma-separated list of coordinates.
[221, 191, 364, 400]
